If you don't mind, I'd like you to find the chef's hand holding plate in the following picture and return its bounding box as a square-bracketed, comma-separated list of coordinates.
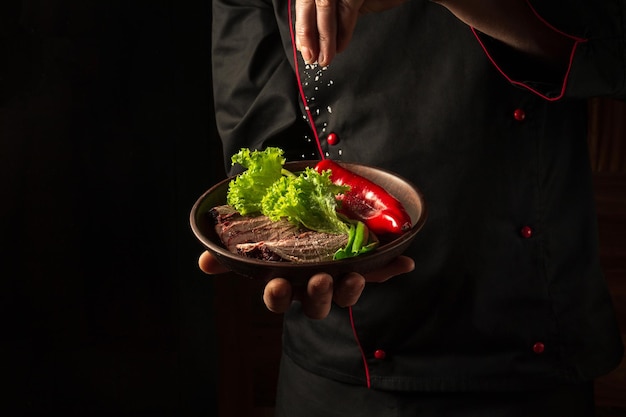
[198, 251, 414, 319]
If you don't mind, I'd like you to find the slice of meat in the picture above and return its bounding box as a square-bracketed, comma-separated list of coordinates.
[210, 205, 348, 262]
[236, 231, 349, 263]
[210, 205, 301, 253]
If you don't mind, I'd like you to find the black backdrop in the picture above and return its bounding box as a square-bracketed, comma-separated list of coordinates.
[1, 1, 222, 415]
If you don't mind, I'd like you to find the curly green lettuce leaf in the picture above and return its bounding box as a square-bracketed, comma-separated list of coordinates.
[260, 167, 350, 235]
[226, 147, 352, 235]
[227, 147, 286, 215]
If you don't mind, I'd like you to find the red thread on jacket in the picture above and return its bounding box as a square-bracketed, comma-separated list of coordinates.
[288, 0, 371, 389]
[287, 0, 326, 160]
[349, 306, 372, 388]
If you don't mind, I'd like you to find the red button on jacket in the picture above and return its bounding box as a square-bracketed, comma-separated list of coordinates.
[327, 132, 339, 146]
[520, 226, 533, 238]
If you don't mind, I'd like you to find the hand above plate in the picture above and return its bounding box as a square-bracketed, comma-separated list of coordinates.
[295, 0, 407, 67]
[198, 250, 415, 319]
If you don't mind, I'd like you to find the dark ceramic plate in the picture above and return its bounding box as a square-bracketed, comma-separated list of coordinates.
[190, 160, 427, 285]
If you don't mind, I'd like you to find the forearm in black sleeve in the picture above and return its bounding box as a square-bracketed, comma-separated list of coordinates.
[466, 0, 626, 100]
[212, 0, 315, 174]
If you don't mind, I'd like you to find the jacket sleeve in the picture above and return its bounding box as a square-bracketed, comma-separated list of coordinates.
[472, 0, 626, 101]
[212, 0, 314, 174]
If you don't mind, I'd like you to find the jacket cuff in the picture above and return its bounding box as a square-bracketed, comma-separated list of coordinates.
[470, 2, 586, 101]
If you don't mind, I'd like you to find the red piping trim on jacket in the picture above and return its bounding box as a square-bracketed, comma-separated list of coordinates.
[524, 0, 586, 42]
[287, 0, 373, 389]
[471, 0, 587, 102]
[287, 0, 326, 160]
[349, 305, 372, 388]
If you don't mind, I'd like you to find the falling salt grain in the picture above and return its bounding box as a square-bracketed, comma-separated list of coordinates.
[327, 106, 332, 114]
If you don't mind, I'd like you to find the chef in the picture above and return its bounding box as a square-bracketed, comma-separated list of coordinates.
[202, 0, 626, 415]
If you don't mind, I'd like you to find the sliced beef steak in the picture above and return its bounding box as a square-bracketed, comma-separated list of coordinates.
[236, 232, 349, 263]
[210, 205, 348, 263]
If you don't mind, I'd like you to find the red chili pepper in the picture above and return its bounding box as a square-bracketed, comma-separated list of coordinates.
[314, 159, 412, 237]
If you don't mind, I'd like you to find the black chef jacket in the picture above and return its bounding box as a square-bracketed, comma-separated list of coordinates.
[212, 0, 625, 391]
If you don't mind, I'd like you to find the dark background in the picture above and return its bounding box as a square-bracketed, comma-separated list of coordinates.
[1, 1, 223, 415]
[3, 1, 625, 417]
